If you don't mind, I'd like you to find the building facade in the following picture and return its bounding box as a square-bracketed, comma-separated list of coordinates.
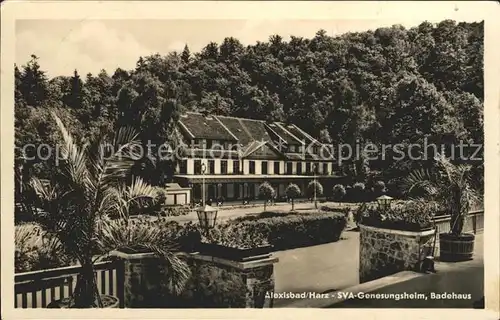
[172, 112, 343, 203]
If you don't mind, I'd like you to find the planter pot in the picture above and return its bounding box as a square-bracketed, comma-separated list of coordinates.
[439, 232, 475, 262]
[198, 243, 273, 262]
[46, 294, 119, 308]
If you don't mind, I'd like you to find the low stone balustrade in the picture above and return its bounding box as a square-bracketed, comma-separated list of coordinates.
[359, 224, 436, 283]
[111, 250, 279, 308]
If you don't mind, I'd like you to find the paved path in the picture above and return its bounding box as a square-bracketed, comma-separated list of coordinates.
[272, 230, 360, 307]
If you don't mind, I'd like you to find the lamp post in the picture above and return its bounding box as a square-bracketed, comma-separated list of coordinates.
[376, 194, 394, 211]
[196, 162, 218, 236]
[313, 163, 317, 209]
[201, 162, 206, 205]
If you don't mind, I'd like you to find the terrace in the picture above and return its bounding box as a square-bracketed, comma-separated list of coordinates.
[14, 209, 484, 309]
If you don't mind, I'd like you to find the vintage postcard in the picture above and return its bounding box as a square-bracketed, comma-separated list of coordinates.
[1, 1, 499, 319]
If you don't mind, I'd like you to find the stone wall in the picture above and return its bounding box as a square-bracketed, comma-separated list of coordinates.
[112, 252, 164, 308]
[359, 224, 435, 283]
[112, 251, 278, 308]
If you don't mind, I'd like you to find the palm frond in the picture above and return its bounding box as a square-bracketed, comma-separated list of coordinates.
[86, 126, 142, 218]
[105, 177, 158, 219]
[402, 168, 439, 197]
[51, 111, 92, 199]
[94, 217, 191, 295]
[15, 224, 43, 252]
[125, 177, 158, 203]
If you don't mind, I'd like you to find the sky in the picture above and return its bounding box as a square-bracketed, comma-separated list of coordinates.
[16, 18, 478, 78]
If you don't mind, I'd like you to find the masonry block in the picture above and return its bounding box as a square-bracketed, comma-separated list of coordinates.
[359, 224, 436, 283]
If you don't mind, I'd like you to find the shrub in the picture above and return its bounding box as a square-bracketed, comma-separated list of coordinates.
[127, 217, 201, 252]
[321, 206, 351, 218]
[231, 210, 293, 223]
[157, 205, 191, 217]
[306, 181, 324, 198]
[373, 180, 386, 196]
[258, 182, 276, 211]
[261, 211, 347, 250]
[358, 200, 433, 232]
[349, 182, 366, 202]
[204, 222, 270, 249]
[320, 205, 346, 213]
[225, 211, 347, 250]
[353, 182, 365, 192]
[15, 223, 74, 272]
[332, 184, 347, 201]
[285, 183, 301, 210]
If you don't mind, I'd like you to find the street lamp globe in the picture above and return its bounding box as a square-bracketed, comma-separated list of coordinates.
[376, 194, 394, 211]
[196, 204, 218, 233]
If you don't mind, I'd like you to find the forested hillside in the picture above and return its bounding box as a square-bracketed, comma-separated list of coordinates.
[14, 20, 484, 190]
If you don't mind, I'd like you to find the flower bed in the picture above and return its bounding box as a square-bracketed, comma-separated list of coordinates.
[358, 200, 434, 232]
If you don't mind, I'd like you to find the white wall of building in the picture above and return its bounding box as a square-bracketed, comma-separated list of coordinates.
[179, 158, 334, 176]
[187, 159, 194, 175]
[243, 160, 249, 174]
[255, 160, 261, 175]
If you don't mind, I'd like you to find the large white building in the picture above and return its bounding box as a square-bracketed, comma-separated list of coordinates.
[173, 112, 343, 202]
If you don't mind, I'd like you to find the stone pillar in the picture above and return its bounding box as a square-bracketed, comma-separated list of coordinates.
[111, 251, 163, 308]
[244, 264, 275, 308]
[179, 253, 279, 308]
[359, 225, 436, 283]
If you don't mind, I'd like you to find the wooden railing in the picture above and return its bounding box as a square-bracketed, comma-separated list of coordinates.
[434, 210, 484, 235]
[15, 260, 124, 308]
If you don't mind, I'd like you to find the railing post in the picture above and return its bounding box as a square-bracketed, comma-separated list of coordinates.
[472, 214, 477, 234]
[115, 260, 125, 308]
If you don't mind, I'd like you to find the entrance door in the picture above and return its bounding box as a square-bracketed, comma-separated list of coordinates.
[234, 183, 241, 199]
[207, 184, 216, 201]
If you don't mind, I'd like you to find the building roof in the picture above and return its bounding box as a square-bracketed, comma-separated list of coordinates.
[164, 183, 190, 190]
[285, 124, 317, 144]
[267, 123, 303, 144]
[215, 116, 254, 145]
[176, 113, 333, 160]
[178, 112, 237, 141]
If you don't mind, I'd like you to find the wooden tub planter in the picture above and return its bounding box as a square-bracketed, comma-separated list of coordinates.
[439, 232, 475, 262]
[47, 294, 120, 308]
[197, 243, 273, 262]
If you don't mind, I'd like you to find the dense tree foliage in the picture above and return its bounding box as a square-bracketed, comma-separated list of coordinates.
[14, 20, 483, 191]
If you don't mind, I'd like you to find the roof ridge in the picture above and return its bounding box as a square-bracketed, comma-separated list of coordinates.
[290, 123, 319, 143]
[237, 118, 255, 141]
[213, 115, 239, 141]
[265, 122, 288, 144]
[178, 120, 195, 138]
[275, 123, 304, 144]
[215, 114, 266, 123]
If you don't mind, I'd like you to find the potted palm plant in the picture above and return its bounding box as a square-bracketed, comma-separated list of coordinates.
[27, 111, 190, 308]
[403, 153, 481, 262]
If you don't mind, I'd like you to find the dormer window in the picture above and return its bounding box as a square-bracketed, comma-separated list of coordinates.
[289, 145, 296, 152]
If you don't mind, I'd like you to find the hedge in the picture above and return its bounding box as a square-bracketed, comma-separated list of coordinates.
[225, 210, 347, 250]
